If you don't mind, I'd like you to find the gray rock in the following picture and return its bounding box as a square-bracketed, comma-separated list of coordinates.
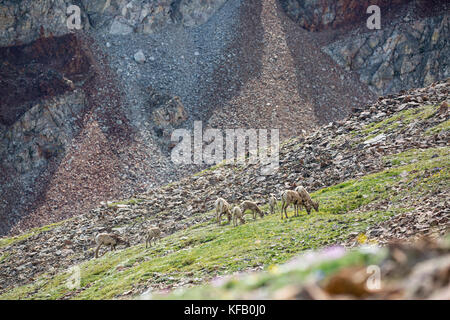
[110, 18, 134, 35]
[134, 50, 146, 63]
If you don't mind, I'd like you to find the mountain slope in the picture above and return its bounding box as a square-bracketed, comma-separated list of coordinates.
[0, 79, 448, 299]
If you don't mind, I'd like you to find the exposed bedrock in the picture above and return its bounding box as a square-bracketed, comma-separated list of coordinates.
[279, 0, 411, 31]
[323, 15, 449, 95]
[0, 0, 228, 46]
[279, 0, 449, 95]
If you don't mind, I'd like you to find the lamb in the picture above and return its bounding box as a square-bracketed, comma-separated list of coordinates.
[146, 226, 162, 248]
[232, 206, 245, 227]
[268, 194, 277, 215]
[295, 186, 319, 214]
[215, 197, 232, 225]
[94, 233, 129, 258]
[280, 190, 303, 219]
[241, 200, 265, 220]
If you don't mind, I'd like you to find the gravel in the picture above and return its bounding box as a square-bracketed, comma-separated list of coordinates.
[92, 0, 243, 127]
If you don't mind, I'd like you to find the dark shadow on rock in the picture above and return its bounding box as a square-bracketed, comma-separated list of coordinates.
[276, 0, 376, 125]
[0, 33, 137, 236]
[194, 0, 264, 123]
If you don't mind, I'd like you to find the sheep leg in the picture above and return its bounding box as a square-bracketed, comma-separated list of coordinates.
[283, 203, 289, 219]
[280, 201, 284, 219]
[95, 244, 102, 258]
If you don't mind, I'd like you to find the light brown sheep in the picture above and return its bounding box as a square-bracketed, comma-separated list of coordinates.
[280, 190, 303, 219]
[232, 206, 245, 227]
[295, 186, 319, 214]
[215, 197, 232, 225]
[268, 194, 277, 215]
[146, 226, 162, 248]
[241, 200, 265, 220]
[94, 233, 129, 258]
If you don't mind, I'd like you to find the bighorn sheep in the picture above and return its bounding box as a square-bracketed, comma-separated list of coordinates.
[215, 197, 232, 225]
[268, 194, 277, 215]
[280, 190, 303, 219]
[241, 200, 265, 220]
[94, 233, 129, 258]
[232, 206, 245, 227]
[146, 226, 162, 248]
[295, 186, 319, 214]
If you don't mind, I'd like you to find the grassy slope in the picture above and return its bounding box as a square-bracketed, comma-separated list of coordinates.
[0, 221, 68, 249]
[1, 143, 448, 300]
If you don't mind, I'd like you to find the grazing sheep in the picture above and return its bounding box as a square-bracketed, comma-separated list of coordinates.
[241, 200, 265, 220]
[94, 233, 129, 258]
[215, 197, 232, 225]
[295, 186, 319, 214]
[280, 190, 303, 219]
[268, 194, 277, 215]
[232, 206, 245, 227]
[146, 226, 161, 248]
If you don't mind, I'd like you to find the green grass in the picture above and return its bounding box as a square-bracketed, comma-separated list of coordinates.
[1, 147, 448, 300]
[0, 220, 68, 249]
[353, 104, 438, 141]
[0, 252, 11, 263]
[158, 247, 388, 299]
[426, 119, 450, 135]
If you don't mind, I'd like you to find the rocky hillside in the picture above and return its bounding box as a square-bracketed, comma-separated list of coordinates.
[0, 79, 448, 299]
[1, 0, 448, 236]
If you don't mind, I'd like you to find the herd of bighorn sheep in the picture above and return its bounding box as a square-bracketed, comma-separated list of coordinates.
[94, 186, 318, 258]
[216, 185, 319, 226]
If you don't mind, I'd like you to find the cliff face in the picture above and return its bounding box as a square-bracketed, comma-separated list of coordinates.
[0, 0, 227, 46]
[323, 14, 449, 95]
[86, 0, 228, 34]
[0, 0, 88, 46]
[279, 0, 410, 31]
[280, 0, 449, 95]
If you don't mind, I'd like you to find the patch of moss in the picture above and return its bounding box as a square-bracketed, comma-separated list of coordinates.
[0, 220, 68, 249]
[354, 105, 438, 141]
[426, 119, 450, 135]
